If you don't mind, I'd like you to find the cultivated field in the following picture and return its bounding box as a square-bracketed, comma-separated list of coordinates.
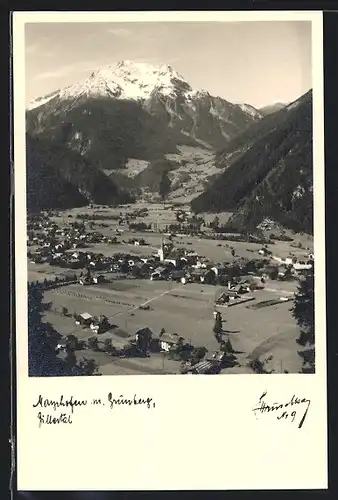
[42, 277, 301, 375]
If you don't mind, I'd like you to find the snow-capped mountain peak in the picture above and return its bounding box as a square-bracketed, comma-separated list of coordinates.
[27, 89, 61, 111]
[27, 60, 193, 110]
[26, 59, 264, 150]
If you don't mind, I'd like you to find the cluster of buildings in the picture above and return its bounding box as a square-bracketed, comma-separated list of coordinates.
[271, 253, 314, 272]
[28, 212, 314, 290]
[215, 278, 262, 306]
[57, 317, 229, 374]
[27, 213, 246, 285]
[152, 239, 231, 284]
[74, 312, 111, 334]
[27, 215, 153, 273]
[28, 210, 314, 286]
[27, 216, 119, 262]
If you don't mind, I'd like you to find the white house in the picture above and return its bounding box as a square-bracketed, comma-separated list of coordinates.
[185, 250, 198, 257]
[272, 255, 294, 265]
[211, 266, 220, 276]
[78, 312, 93, 326]
[56, 341, 67, 351]
[193, 259, 208, 269]
[150, 267, 166, 280]
[159, 333, 184, 352]
[293, 262, 312, 271]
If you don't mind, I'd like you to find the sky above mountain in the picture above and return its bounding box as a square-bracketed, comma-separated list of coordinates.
[25, 21, 312, 109]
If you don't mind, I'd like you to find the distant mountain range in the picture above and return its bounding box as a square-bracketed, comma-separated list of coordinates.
[259, 102, 288, 116]
[191, 90, 313, 234]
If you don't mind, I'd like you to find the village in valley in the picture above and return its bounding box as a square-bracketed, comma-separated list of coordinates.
[27, 202, 314, 375]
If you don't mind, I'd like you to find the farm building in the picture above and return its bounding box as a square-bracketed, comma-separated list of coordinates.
[185, 360, 220, 374]
[77, 312, 93, 326]
[158, 332, 185, 352]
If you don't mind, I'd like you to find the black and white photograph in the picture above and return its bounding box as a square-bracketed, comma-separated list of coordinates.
[25, 19, 315, 377]
[13, 11, 328, 492]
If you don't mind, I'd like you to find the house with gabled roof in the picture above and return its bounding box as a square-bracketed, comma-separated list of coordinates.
[205, 351, 225, 363]
[150, 266, 168, 280]
[163, 246, 185, 267]
[184, 359, 221, 374]
[158, 332, 184, 352]
[76, 312, 93, 326]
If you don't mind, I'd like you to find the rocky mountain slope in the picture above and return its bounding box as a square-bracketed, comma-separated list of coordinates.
[26, 135, 132, 212]
[191, 90, 313, 234]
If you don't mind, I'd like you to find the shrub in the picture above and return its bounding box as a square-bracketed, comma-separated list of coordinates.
[103, 338, 113, 353]
[88, 336, 99, 351]
[77, 358, 99, 375]
[213, 317, 222, 335]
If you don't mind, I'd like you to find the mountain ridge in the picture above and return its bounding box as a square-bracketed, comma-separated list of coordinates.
[26, 134, 133, 212]
[26, 60, 262, 150]
[191, 90, 313, 234]
[259, 102, 288, 116]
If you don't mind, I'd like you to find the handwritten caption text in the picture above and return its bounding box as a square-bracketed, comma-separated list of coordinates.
[33, 393, 156, 427]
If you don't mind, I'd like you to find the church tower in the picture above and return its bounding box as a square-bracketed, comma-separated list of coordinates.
[158, 237, 165, 262]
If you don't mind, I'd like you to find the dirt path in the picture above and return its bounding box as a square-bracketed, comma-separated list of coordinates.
[109, 283, 185, 320]
[53, 283, 185, 322]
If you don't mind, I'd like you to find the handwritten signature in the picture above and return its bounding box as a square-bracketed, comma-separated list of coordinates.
[253, 390, 311, 428]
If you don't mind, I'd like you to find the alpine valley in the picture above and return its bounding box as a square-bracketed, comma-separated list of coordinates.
[26, 60, 313, 234]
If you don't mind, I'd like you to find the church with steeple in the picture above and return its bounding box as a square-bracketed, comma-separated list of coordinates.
[158, 237, 165, 262]
[157, 237, 174, 263]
